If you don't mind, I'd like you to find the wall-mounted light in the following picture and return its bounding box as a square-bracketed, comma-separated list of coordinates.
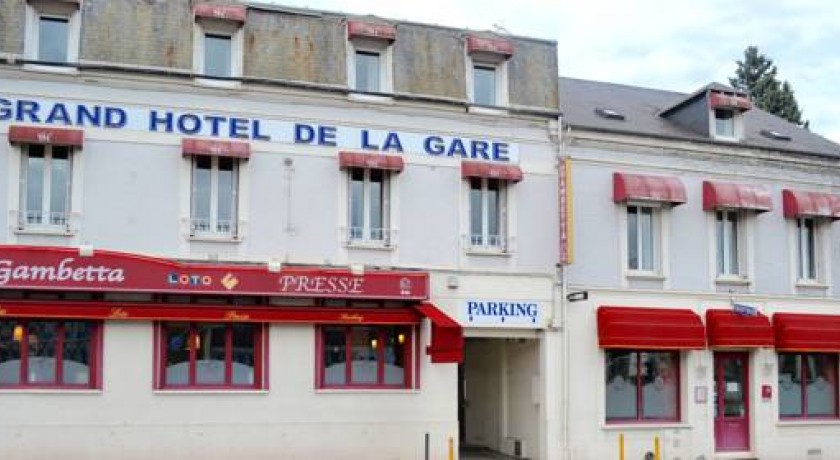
[397, 333, 406, 345]
[350, 264, 365, 276]
[370, 338, 378, 349]
[566, 291, 588, 302]
[12, 325, 24, 342]
[446, 276, 459, 289]
[78, 244, 94, 257]
[267, 259, 283, 273]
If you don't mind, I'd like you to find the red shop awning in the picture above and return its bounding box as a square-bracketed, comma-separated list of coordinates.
[613, 172, 686, 205]
[414, 302, 463, 363]
[597, 306, 706, 349]
[193, 3, 246, 23]
[347, 20, 396, 41]
[774, 313, 840, 352]
[0, 300, 421, 325]
[339, 151, 404, 172]
[782, 189, 840, 220]
[466, 34, 514, 57]
[703, 181, 772, 212]
[182, 138, 251, 159]
[8, 125, 84, 147]
[461, 161, 523, 183]
[706, 309, 774, 348]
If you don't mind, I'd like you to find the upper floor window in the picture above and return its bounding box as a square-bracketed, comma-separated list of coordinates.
[24, 0, 80, 67]
[465, 34, 513, 108]
[20, 144, 72, 231]
[346, 21, 396, 95]
[349, 167, 390, 244]
[204, 33, 232, 78]
[318, 325, 413, 389]
[38, 16, 69, 62]
[797, 217, 819, 281]
[605, 350, 680, 422]
[158, 322, 265, 390]
[714, 109, 735, 138]
[192, 4, 245, 84]
[191, 155, 239, 238]
[472, 65, 497, 106]
[779, 353, 838, 419]
[0, 319, 101, 389]
[627, 205, 658, 272]
[469, 177, 506, 250]
[716, 210, 741, 277]
[354, 51, 382, 92]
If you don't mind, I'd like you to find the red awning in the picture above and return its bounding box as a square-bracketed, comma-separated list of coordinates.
[774, 313, 840, 352]
[466, 34, 514, 57]
[461, 161, 523, 183]
[347, 20, 396, 41]
[703, 181, 772, 212]
[182, 138, 251, 159]
[8, 125, 84, 147]
[0, 300, 421, 325]
[597, 306, 706, 349]
[709, 92, 752, 111]
[193, 3, 246, 23]
[339, 151, 404, 172]
[782, 189, 840, 219]
[414, 302, 463, 363]
[706, 309, 774, 348]
[613, 172, 686, 205]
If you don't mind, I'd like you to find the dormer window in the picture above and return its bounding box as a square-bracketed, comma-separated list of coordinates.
[709, 90, 750, 141]
[24, 0, 81, 71]
[714, 109, 735, 138]
[347, 20, 396, 96]
[192, 3, 246, 87]
[466, 34, 513, 109]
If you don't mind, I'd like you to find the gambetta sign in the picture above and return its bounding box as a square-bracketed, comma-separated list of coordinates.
[0, 246, 428, 300]
[0, 96, 518, 163]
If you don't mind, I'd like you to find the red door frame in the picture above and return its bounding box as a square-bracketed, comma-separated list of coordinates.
[714, 351, 750, 452]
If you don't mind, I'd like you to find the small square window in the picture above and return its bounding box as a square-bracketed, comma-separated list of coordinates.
[469, 177, 507, 250]
[355, 51, 381, 92]
[204, 33, 232, 78]
[714, 109, 735, 138]
[190, 155, 240, 238]
[348, 167, 390, 244]
[472, 65, 497, 106]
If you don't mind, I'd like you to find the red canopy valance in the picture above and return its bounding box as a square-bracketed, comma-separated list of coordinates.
[706, 309, 774, 348]
[414, 302, 463, 363]
[613, 172, 686, 205]
[703, 181, 772, 212]
[597, 306, 706, 349]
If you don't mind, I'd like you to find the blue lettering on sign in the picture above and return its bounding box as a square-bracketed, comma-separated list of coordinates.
[0, 98, 11, 120]
[382, 132, 403, 152]
[149, 110, 174, 133]
[361, 130, 378, 150]
[319, 126, 337, 146]
[492, 143, 510, 162]
[104, 107, 127, 128]
[295, 123, 315, 143]
[45, 103, 71, 124]
[424, 136, 445, 155]
[466, 300, 540, 324]
[447, 138, 467, 157]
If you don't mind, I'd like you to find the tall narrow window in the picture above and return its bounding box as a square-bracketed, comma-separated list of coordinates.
[354, 51, 381, 92]
[348, 168, 389, 243]
[0, 319, 100, 388]
[797, 217, 818, 280]
[38, 16, 69, 62]
[20, 144, 72, 229]
[717, 211, 740, 276]
[319, 325, 412, 388]
[470, 177, 506, 249]
[778, 353, 838, 419]
[472, 65, 497, 105]
[627, 205, 656, 271]
[714, 109, 735, 138]
[191, 156, 238, 237]
[159, 322, 264, 389]
[204, 33, 232, 78]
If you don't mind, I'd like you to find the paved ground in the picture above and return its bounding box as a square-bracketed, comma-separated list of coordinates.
[459, 445, 526, 460]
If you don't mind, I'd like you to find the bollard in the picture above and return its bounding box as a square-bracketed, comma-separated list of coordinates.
[654, 436, 660, 460]
[618, 433, 625, 460]
[425, 433, 430, 460]
[448, 437, 455, 460]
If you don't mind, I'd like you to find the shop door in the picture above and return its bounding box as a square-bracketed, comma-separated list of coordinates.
[714, 352, 750, 452]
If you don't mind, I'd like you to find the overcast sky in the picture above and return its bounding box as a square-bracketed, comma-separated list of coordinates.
[265, 0, 840, 143]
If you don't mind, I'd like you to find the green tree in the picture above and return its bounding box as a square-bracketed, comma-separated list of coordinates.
[729, 46, 808, 128]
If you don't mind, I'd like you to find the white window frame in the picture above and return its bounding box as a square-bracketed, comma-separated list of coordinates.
[467, 177, 508, 252]
[709, 209, 755, 288]
[18, 144, 73, 232]
[620, 202, 670, 283]
[710, 108, 744, 141]
[23, 1, 81, 73]
[189, 155, 240, 239]
[345, 167, 394, 247]
[347, 37, 394, 100]
[792, 216, 830, 287]
[193, 18, 243, 87]
[466, 53, 509, 110]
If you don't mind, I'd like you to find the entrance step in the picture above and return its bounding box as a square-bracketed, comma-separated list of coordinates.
[460, 445, 529, 460]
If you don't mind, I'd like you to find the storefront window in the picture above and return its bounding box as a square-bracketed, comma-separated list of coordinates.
[779, 353, 838, 418]
[319, 325, 412, 388]
[605, 350, 679, 422]
[159, 322, 263, 389]
[0, 319, 99, 388]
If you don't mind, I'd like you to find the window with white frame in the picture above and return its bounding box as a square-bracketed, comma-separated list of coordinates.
[24, 1, 80, 66]
[204, 33, 233, 78]
[796, 217, 819, 281]
[347, 38, 393, 94]
[19, 144, 72, 230]
[627, 204, 658, 272]
[348, 167, 390, 244]
[190, 156, 239, 237]
[472, 65, 498, 106]
[194, 20, 243, 82]
[716, 210, 742, 277]
[714, 109, 735, 138]
[354, 51, 381, 92]
[469, 177, 506, 250]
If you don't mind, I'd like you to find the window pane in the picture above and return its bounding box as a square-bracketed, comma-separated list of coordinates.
[27, 321, 58, 384]
[487, 179, 501, 243]
[715, 109, 734, 137]
[50, 147, 71, 225]
[195, 323, 226, 385]
[383, 327, 407, 386]
[323, 327, 347, 385]
[606, 351, 638, 420]
[627, 206, 638, 270]
[470, 178, 483, 244]
[350, 326, 378, 384]
[0, 321, 22, 385]
[62, 321, 92, 385]
[204, 34, 231, 77]
[231, 324, 256, 386]
[473, 66, 496, 105]
[641, 352, 678, 419]
[639, 208, 654, 271]
[355, 51, 380, 92]
[38, 17, 68, 62]
[806, 354, 837, 417]
[716, 212, 725, 274]
[192, 156, 212, 231]
[25, 145, 46, 222]
[779, 354, 803, 417]
[216, 157, 236, 233]
[369, 169, 384, 239]
[164, 323, 191, 385]
[349, 168, 364, 239]
[728, 213, 739, 274]
[805, 219, 816, 279]
[721, 355, 746, 417]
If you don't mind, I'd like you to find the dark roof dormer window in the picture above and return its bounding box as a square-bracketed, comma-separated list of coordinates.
[708, 89, 750, 141]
